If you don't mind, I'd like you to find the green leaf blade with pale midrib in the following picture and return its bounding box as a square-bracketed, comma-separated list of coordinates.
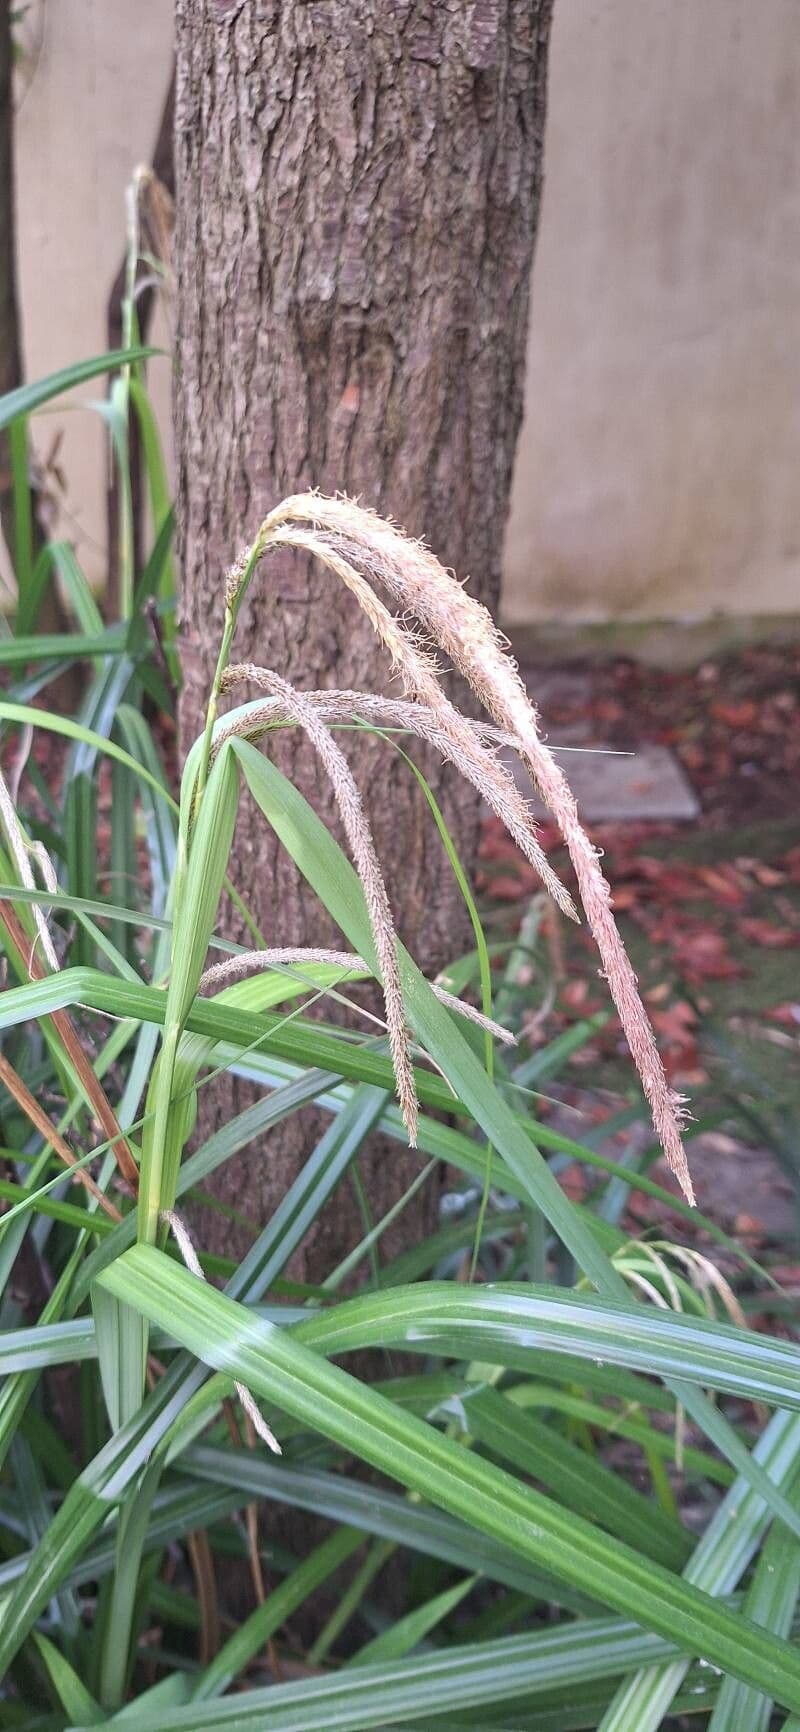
[93, 1245, 800, 1714]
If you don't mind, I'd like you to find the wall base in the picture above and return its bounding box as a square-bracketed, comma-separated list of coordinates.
[501, 613, 800, 670]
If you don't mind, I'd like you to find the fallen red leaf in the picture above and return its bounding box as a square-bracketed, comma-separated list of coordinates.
[481, 874, 531, 902]
[734, 1211, 766, 1238]
[695, 864, 747, 906]
[767, 1264, 800, 1289]
[670, 1063, 708, 1087]
[559, 1163, 587, 1201]
[767, 1003, 800, 1026]
[651, 1000, 698, 1043]
[670, 929, 743, 981]
[750, 863, 787, 888]
[479, 831, 526, 864]
[562, 979, 590, 1009]
[739, 917, 799, 948]
[711, 700, 758, 727]
[609, 887, 639, 910]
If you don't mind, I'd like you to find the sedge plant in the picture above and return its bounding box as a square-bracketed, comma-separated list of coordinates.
[0, 355, 799, 1730]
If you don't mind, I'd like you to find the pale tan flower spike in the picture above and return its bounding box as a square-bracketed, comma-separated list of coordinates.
[222, 494, 693, 1204]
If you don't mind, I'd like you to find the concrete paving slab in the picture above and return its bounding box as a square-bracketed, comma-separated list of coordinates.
[499, 739, 700, 822]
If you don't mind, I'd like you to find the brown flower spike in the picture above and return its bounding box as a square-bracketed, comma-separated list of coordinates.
[221, 494, 694, 1204]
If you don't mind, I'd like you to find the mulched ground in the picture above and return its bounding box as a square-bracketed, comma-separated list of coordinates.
[478, 640, 800, 1260]
[526, 640, 800, 829]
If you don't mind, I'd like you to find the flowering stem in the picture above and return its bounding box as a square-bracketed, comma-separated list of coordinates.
[192, 535, 265, 819]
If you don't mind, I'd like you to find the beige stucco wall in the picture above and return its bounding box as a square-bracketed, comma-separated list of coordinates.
[8, 0, 800, 624]
[8, 0, 173, 592]
[504, 0, 800, 625]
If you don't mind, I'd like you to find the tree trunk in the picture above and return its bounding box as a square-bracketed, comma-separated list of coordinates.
[174, 0, 553, 1279]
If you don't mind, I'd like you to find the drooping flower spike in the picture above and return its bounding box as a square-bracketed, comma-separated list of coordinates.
[221, 494, 693, 1203]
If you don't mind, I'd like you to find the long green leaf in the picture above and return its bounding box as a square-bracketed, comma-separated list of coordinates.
[350, 1573, 476, 1669]
[598, 1407, 800, 1730]
[33, 1631, 104, 1724]
[0, 958, 794, 1515]
[0, 348, 157, 431]
[192, 1528, 362, 1701]
[39, 538, 104, 633]
[233, 737, 615, 1294]
[0, 1478, 242, 1599]
[184, 1444, 595, 1614]
[98, 1458, 161, 1709]
[229, 1082, 389, 1303]
[462, 1386, 690, 1570]
[0, 966, 514, 1119]
[0, 628, 126, 666]
[288, 1281, 800, 1415]
[8, 416, 33, 606]
[91, 1287, 145, 1433]
[709, 1474, 800, 1731]
[230, 738, 797, 1516]
[75, 1619, 713, 1732]
[138, 744, 239, 1245]
[128, 377, 176, 618]
[9, 1274, 800, 1421]
[0, 703, 176, 809]
[72, 1067, 347, 1301]
[505, 1379, 732, 1486]
[17, 533, 122, 656]
[94, 1247, 800, 1712]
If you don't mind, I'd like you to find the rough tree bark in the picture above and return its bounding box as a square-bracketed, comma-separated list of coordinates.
[174, 1, 554, 1277]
